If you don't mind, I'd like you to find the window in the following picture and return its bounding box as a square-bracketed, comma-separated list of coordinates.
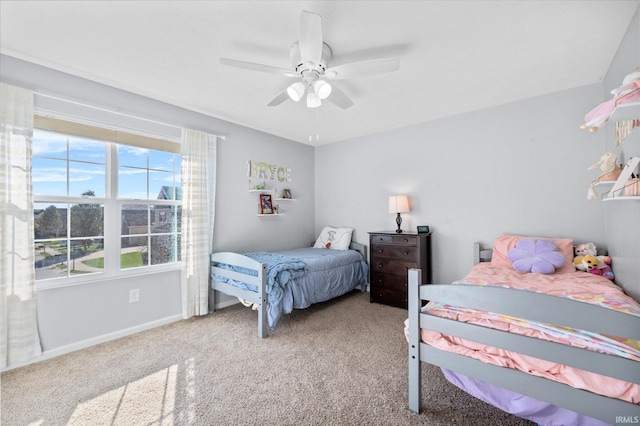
[33, 117, 181, 283]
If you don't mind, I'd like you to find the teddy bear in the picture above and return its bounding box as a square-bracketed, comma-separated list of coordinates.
[573, 243, 615, 280]
[573, 243, 597, 270]
[579, 254, 615, 281]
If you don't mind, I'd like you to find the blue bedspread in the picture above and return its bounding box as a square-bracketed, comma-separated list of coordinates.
[213, 252, 308, 328]
[212, 248, 367, 329]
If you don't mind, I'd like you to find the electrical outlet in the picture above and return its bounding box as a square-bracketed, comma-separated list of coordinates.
[129, 289, 140, 303]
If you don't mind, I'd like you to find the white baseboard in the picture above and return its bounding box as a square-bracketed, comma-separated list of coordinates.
[2, 314, 183, 372]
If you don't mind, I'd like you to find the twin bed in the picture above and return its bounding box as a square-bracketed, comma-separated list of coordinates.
[209, 228, 367, 338]
[407, 235, 640, 425]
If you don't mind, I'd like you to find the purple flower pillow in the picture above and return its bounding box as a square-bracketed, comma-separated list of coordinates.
[507, 239, 565, 274]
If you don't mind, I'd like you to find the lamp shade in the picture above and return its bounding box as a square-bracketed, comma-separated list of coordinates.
[306, 92, 321, 108]
[286, 82, 305, 102]
[313, 80, 332, 100]
[388, 195, 410, 213]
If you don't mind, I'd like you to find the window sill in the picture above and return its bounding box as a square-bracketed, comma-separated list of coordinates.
[36, 263, 181, 291]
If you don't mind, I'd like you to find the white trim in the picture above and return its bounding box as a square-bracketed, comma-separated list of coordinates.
[1, 314, 183, 372]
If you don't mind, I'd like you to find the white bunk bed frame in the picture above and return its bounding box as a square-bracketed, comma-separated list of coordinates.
[408, 243, 640, 424]
[210, 241, 368, 338]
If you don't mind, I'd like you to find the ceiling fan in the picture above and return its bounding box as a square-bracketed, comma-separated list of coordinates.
[219, 10, 400, 109]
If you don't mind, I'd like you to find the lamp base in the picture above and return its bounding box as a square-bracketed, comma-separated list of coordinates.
[395, 213, 403, 233]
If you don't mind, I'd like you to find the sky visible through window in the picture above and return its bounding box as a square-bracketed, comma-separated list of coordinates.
[33, 130, 181, 200]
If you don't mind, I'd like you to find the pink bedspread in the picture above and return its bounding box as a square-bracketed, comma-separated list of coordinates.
[408, 263, 640, 404]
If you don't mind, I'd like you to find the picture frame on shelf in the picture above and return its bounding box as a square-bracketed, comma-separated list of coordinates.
[282, 188, 292, 199]
[260, 193, 273, 214]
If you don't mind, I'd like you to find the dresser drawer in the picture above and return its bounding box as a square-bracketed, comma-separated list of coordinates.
[370, 234, 417, 246]
[370, 272, 407, 292]
[371, 244, 417, 260]
[370, 287, 407, 309]
[370, 258, 417, 277]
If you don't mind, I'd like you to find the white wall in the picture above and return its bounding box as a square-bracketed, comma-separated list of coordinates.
[316, 84, 609, 285]
[602, 7, 640, 300]
[1, 55, 316, 360]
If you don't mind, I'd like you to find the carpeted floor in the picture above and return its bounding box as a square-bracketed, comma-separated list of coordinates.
[1, 291, 534, 425]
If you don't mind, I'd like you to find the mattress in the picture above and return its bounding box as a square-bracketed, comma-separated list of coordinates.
[405, 263, 640, 404]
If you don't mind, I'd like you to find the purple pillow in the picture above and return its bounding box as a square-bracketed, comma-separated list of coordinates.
[507, 239, 565, 274]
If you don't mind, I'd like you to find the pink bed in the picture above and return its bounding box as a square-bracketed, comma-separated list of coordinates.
[406, 236, 640, 425]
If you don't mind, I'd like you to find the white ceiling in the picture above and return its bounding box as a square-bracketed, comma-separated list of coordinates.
[1, 1, 638, 146]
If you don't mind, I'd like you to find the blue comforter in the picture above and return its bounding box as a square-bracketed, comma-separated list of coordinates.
[213, 252, 308, 328]
[212, 248, 367, 328]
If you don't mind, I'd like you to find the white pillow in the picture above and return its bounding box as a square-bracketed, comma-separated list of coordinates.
[313, 226, 354, 250]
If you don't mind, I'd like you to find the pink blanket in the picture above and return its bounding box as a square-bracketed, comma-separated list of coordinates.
[407, 263, 640, 404]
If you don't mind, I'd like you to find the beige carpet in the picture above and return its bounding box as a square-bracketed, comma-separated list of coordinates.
[1, 291, 534, 425]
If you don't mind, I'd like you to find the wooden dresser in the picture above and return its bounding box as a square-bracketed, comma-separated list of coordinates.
[368, 231, 432, 308]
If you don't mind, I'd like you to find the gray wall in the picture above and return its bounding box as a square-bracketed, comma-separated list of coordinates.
[601, 7, 640, 300]
[316, 84, 608, 284]
[315, 8, 640, 300]
[1, 55, 315, 361]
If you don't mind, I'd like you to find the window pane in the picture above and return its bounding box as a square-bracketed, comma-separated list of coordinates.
[33, 130, 67, 159]
[34, 202, 67, 239]
[122, 204, 148, 236]
[32, 157, 67, 196]
[118, 145, 148, 168]
[150, 235, 175, 265]
[73, 238, 105, 272]
[70, 203, 104, 238]
[151, 205, 174, 234]
[69, 239, 103, 275]
[68, 137, 105, 163]
[121, 238, 147, 269]
[118, 166, 148, 199]
[69, 162, 106, 198]
[35, 240, 68, 280]
[150, 170, 176, 200]
[149, 150, 176, 172]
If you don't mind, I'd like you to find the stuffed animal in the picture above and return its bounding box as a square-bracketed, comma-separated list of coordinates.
[580, 254, 615, 280]
[587, 152, 622, 200]
[573, 243, 597, 271]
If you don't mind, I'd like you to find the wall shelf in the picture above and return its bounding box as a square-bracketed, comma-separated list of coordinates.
[602, 156, 640, 201]
[609, 102, 640, 122]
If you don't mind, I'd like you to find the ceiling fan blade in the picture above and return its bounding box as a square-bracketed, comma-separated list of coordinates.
[299, 11, 323, 67]
[267, 89, 290, 107]
[325, 57, 400, 80]
[220, 58, 297, 77]
[326, 86, 354, 109]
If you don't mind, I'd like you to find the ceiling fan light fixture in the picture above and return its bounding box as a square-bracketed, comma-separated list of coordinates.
[307, 92, 321, 108]
[287, 82, 305, 102]
[313, 80, 332, 100]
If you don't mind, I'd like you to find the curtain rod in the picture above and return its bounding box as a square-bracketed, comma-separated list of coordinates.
[34, 92, 226, 140]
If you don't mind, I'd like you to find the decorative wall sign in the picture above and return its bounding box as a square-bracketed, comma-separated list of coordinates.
[248, 160, 292, 182]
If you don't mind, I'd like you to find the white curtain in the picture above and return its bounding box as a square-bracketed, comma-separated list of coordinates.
[0, 83, 42, 368]
[181, 129, 217, 318]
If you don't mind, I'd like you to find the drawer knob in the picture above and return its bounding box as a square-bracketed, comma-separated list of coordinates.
[378, 249, 384, 253]
[403, 251, 409, 255]
[378, 264, 383, 268]
[404, 239, 408, 242]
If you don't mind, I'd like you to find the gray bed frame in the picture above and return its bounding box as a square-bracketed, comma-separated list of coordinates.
[408, 243, 640, 424]
[210, 241, 367, 338]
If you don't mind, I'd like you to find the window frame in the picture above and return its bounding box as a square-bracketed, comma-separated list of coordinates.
[33, 115, 182, 290]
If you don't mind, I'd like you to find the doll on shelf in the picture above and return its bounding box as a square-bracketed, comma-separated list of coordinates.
[581, 68, 640, 136]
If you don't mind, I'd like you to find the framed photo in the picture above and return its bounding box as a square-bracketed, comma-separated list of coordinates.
[282, 188, 292, 199]
[260, 194, 273, 214]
